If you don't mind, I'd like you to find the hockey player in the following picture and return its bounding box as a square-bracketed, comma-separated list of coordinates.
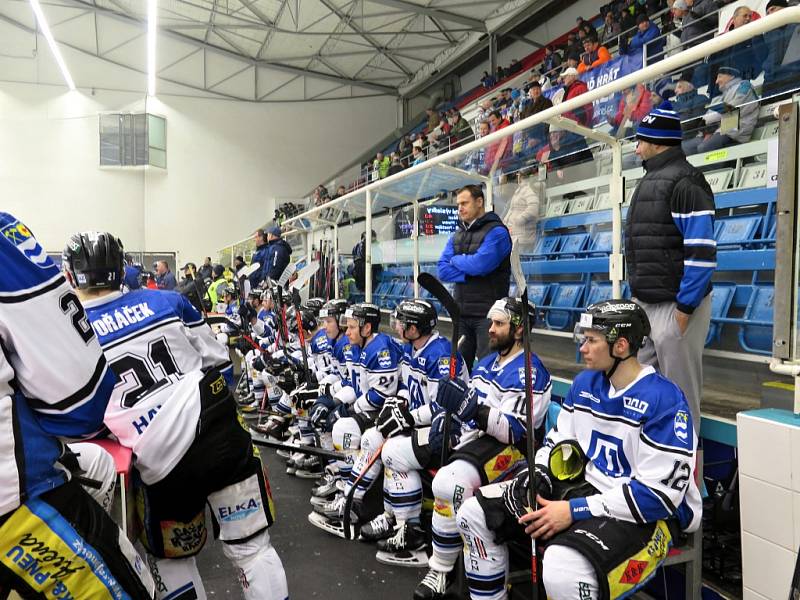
[0, 214, 155, 599]
[309, 303, 403, 534]
[308, 298, 351, 429]
[62, 231, 288, 600]
[455, 300, 702, 600]
[414, 297, 551, 599]
[361, 299, 469, 565]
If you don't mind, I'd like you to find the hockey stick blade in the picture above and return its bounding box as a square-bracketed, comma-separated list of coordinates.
[416, 273, 460, 321]
[276, 262, 297, 288]
[249, 431, 346, 461]
[289, 261, 321, 292]
[237, 262, 261, 279]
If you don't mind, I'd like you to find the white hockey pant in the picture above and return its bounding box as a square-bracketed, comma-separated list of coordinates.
[429, 459, 481, 573]
[381, 434, 424, 522]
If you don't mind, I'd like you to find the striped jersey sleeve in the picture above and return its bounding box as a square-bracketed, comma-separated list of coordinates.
[671, 177, 716, 313]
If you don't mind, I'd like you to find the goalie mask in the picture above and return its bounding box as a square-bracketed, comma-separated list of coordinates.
[573, 299, 650, 378]
[62, 231, 125, 290]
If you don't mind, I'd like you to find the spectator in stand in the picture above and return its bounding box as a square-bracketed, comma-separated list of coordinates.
[485, 110, 511, 173]
[233, 255, 246, 274]
[630, 14, 666, 62]
[480, 70, 496, 88]
[538, 125, 593, 175]
[155, 260, 177, 290]
[426, 107, 439, 133]
[763, 0, 800, 97]
[627, 103, 715, 424]
[561, 67, 594, 127]
[503, 169, 542, 253]
[543, 45, 562, 76]
[566, 32, 583, 61]
[577, 16, 596, 38]
[519, 80, 552, 152]
[411, 144, 425, 166]
[673, 0, 718, 48]
[600, 11, 622, 45]
[496, 65, 506, 81]
[249, 228, 270, 288]
[578, 33, 611, 73]
[508, 58, 523, 75]
[373, 151, 391, 179]
[618, 4, 636, 31]
[198, 256, 213, 281]
[449, 109, 475, 147]
[564, 52, 581, 72]
[397, 134, 412, 161]
[387, 153, 405, 176]
[437, 184, 511, 371]
[715, 6, 767, 82]
[609, 83, 653, 138]
[673, 74, 710, 141]
[332, 184, 347, 199]
[684, 66, 759, 154]
[475, 98, 494, 130]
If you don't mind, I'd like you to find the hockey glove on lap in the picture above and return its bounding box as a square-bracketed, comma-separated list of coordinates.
[428, 411, 460, 457]
[436, 377, 477, 423]
[376, 397, 414, 438]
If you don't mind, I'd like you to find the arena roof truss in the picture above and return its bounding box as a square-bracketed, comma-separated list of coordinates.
[0, 0, 525, 101]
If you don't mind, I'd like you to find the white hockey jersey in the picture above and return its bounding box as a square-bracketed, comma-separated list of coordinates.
[0, 213, 116, 516]
[399, 332, 468, 426]
[83, 289, 233, 485]
[458, 349, 551, 448]
[335, 333, 402, 413]
[539, 366, 703, 532]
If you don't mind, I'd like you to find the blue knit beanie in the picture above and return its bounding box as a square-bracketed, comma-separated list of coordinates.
[636, 101, 682, 146]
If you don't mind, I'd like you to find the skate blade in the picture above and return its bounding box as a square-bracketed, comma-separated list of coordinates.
[309, 495, 334, 508]
[275, 449, 292, 458]
[375, 549, 428, 568]
[307, 512, 353, 539]
[295, 470, 323, 479]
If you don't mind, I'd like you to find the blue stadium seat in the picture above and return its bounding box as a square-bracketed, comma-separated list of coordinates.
[715, 214, 762, 248]
[706, 283, 735, 346]
[558, 233, 590, 257]
[544, 283, 585, 330]
[590, 231, 613, 255]
[532, 235, 561, 258]
[526, 282, 549, 306]
[738, 285, 774, 355]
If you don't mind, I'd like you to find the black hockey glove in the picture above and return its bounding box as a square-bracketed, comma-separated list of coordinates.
[502, 465, 553, 521]
[376, 397, 415, 438]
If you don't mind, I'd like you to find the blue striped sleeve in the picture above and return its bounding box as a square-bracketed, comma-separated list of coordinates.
[671, 179, 716, 313]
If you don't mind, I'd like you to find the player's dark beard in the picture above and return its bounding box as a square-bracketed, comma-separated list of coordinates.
[489, 328, 515, 356]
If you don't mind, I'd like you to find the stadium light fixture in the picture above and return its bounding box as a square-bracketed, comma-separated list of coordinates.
[29, 0, 75, 90]
[147, 0, 157, 96]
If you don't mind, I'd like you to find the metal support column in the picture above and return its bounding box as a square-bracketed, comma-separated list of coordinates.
[365, 189, 373, 303]
[609, 141, 624, 298]
[485, 176, 494, 212]
[334, 224, 340, 299]
[489, 34, 497, 77]
[413, 199, 420, 297]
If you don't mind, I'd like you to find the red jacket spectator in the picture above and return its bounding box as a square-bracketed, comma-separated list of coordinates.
[561, 68, 594, 127]
[609, 84, 652, 130]
[484, 111, 511, 172]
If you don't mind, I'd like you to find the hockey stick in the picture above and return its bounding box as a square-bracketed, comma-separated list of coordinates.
[342, 440, 386, 541]
[290, 288, 313, 386]
[250, 430, 346, 461]
[511, 245, 539, 600]
[289, 261, 321, 293]
[417, 272, 460, 465]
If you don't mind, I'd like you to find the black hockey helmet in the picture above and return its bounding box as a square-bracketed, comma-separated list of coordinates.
[394, 299, 437, 336]
[574, 299, 650, 352]
[287, 305, 317, 334]
[345, 303, 381, 331]
[248, 289, 262, 301]
[304, 297, 326, 316]
[222, 285, 239, 300]
[486, 296, 536, 330]
[62, 231, 125, 290]
[319, 299, 349, 326]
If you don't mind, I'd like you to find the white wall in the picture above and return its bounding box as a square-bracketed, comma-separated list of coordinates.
[0, 81, 396, 264]
[460, 0, 603, 90]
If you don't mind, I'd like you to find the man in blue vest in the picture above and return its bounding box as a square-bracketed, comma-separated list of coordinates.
[437, 184, 512, 372]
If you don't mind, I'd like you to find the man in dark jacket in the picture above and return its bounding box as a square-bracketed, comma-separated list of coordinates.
[198, 256, 213, 282]
[673, 75, 709, 141]
[250, 229, 270, 288]
[762, 0, 800, 98]
[625, 104, 715, 424]
[263, 226, 292, 282]
[437, 184, 512, 371]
